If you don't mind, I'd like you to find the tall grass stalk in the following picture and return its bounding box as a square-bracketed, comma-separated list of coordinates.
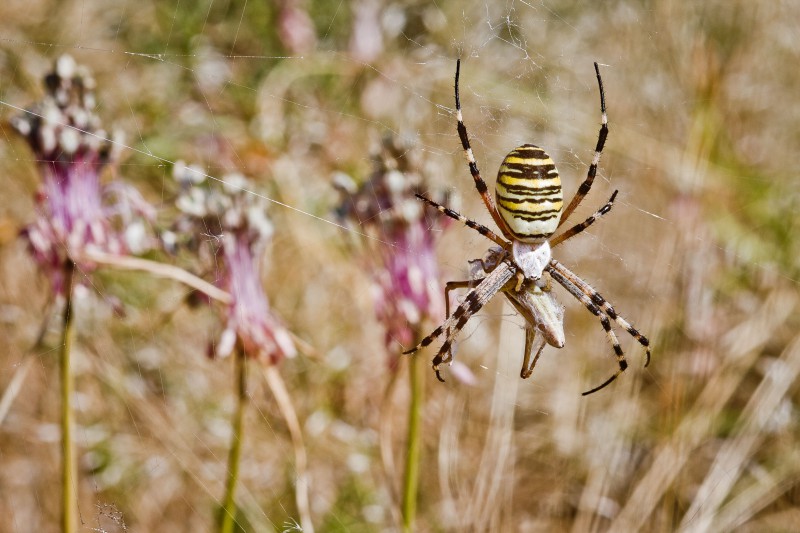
[220, 350, 247, 533]
[59, 260, 76, 533]
[467, 304, 519, 529]
[610, 289, 796, 530]
[402, 352, 424, 531]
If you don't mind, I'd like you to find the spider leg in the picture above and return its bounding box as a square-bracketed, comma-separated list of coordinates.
[455, 59, 514, 238]
[404, 261, 516, 379]
[551, 190, 617, 248]
[430, 289, 487, 382]
[438, 279, 483, 371]
[445, 281, 480, 316]
[546, 267, 627, 395]
[559, 62, 608, 227]
[549, 259, 651, 366]
[416, 194, 509, 249]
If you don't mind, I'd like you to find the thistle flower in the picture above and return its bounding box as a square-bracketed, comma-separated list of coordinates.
[11, 55, 155, 294]
[171, 162, 296, 364]
[336, 135, 451, 363]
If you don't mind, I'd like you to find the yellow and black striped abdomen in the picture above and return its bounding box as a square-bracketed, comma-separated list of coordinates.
[496, 144, 563, 243]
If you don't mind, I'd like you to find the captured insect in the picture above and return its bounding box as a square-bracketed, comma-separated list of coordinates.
[404, 60, 651, 395]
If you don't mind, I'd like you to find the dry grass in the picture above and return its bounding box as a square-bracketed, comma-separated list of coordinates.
[1, 1, 799, 531]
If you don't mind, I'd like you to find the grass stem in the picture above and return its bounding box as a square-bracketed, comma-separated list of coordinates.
[220, 350, 247, 533]
[402, 353, 424, 532]
[60, 260, 76, 533]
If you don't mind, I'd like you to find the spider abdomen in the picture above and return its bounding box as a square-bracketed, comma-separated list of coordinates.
[496, 144, 563, 242]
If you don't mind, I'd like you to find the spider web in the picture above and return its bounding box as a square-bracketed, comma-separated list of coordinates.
[1, 1, 798, 531]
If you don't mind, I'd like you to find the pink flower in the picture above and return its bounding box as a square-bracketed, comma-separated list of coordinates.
[171, 163, 296, 364]
[336, 136, 450, 367]
[11, 55, 154, 294]
[218, 231, 296, 364]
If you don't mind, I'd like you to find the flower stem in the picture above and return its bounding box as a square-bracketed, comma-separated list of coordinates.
[402, 353, 424, 532]
[220, 350, 247, 533]
[60, 260, 77, 533]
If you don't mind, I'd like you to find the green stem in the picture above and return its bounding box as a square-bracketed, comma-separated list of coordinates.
[60, 260, 76, 533]
[402, 353, 424, 532]
[220, 350, 247, 533]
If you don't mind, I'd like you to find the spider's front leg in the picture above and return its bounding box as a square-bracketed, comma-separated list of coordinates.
[403, 260, 516, 380]
[432, 279, 481, 380]
[558, 62, 609, 227]
[432, 246, 516, 379]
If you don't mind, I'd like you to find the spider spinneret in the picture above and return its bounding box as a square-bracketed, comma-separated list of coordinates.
[403, 59, 651, 395]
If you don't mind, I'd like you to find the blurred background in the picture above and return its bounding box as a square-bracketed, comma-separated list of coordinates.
[1, 0, 799, 531]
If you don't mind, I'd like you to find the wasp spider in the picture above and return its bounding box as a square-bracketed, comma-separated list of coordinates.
[404, 60, 651, 395]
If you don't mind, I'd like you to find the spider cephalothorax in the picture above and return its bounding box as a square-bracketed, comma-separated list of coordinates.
[404, 60, 651, 395]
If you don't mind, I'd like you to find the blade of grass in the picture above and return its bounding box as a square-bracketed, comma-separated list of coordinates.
[60, 260, 77, 533]
[263, 366, 314, 533]
[610, 288, 795, 531]
[379, 361, 403, 526]
[82, 250, 231, 304]
[468, 300, 520, 530]
[680, 332, 800, 532]
[220, 350, 247, 533]
[402, 352, 424, 532]
[0, 357, 33, 426]
[712, 466, 800, 531]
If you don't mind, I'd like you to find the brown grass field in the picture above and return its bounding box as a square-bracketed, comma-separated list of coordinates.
[1, 1, 799, 531]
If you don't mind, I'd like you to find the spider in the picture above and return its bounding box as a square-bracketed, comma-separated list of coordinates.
[404, 60, 651, 395]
